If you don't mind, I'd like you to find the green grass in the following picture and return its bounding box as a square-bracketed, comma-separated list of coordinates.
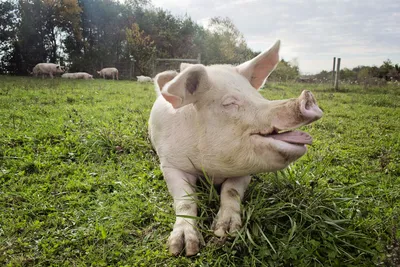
[0, 76, 399, 266]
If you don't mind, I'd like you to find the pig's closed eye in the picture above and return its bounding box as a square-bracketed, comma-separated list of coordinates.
[222, 96, 241, 109]
[222, 101, 237, 107]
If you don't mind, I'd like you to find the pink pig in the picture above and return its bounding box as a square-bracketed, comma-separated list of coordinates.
[149, 40, 323, 256]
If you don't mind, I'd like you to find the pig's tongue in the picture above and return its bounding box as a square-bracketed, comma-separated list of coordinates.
[268, 131, 312, 145]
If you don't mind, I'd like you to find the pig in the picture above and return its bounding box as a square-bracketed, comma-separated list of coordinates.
[148, 40, 323, 256]
[30, 63, 65, 78]
[136, 75, 153, 83]
[97, 67, 119, 80]
[61, 72, 94, 80]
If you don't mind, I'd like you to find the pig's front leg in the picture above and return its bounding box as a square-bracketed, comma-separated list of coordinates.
[213, 175, 251, 237]
[163, 167, 200, 256]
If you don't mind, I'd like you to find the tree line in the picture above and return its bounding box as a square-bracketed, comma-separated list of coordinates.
[1, 0, 398, 83]
[309, 60, 400, 85]
[0, 0, 258, 77]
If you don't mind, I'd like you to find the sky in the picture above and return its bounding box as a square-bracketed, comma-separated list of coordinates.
[151, 0, 400, 74]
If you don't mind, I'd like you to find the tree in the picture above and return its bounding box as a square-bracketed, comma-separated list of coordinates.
[64, 0, 131, 72]
[378, 59, 394, 80]
[388, 66, 400, 81]
[357, 67, 371, 87]
[1, 0, 81, 74]
[39, 0, 81, 63]
[340, 68, 357, 81]
[133, 9, 200, 59]
[202, 17, 256, 65]
[0, 1, 19, 73]
[1, 2, 260, 77]
[15, 0, 48, 73]
[0, 1, 18, 45]
[126, 23, 156, 75]
[269, 59, 300, 82]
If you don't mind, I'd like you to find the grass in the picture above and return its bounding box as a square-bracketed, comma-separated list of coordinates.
[0, 76, 399, 266]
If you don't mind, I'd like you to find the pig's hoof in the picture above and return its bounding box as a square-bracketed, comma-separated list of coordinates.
[212, 209, 242, 237]
[167, 225, 200, 256]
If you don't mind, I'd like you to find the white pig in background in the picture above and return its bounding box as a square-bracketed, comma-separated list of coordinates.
[30, 63, 65, 78]
[61, 72, 94, 80]
[97, 67, 119, 80]
[136, 75, 153, 82]
[148, 40, 323, 256]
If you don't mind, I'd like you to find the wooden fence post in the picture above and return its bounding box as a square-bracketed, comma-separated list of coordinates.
[334, 58, 341, 90]
[332, 57, 336, 86]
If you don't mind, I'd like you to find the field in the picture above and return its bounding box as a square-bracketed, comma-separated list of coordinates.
[0, 76, 399, 266]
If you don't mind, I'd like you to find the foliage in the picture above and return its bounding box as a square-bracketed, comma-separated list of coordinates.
[312, 59, 400, 85]
[3, 0, 398, 79]
[0, 1, 19, 72]
[0, 2, 261, 76]
[0, 1, 18, 44]
[0, 0, 82, 74]
[203, 17, 257, 65]
[126, 23, 156, 75]
[135, 8, 199, 59]
[64, 0, 133, 73]
[268, 59, 300, 82]
[0, 77, 399, 266]
[357, 68, 370, 83]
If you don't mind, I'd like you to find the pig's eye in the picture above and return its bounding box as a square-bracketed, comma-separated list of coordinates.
[222, 95, 241, 109]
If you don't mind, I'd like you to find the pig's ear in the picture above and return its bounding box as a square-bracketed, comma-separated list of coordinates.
[237, 40, 280, 90]
[180, 63, 194, 71]
[154, 70, 178, 93]
[161, 65, 208, 109]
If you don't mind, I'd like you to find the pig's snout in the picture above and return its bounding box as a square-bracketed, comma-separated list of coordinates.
[299, 90, 323, 122]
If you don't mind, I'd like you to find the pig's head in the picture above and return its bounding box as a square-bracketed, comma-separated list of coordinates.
[155, 41, 323, 175]
[56, 65, 65, 74]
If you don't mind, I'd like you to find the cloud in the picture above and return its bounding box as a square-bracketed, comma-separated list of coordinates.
[151, 0, 400, 73]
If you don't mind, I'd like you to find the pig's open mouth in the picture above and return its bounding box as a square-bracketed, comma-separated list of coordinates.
[255, 130, 313, 145]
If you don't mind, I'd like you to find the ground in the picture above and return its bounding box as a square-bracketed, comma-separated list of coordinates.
[0, 76, 399, 266]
